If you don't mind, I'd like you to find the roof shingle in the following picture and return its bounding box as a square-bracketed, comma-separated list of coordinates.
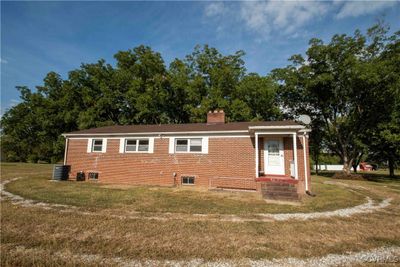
[64, 120, 301, 135]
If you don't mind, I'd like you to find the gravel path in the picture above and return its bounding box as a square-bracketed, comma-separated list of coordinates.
[7, 245, 400, 266]
[0, 178, 392, 222]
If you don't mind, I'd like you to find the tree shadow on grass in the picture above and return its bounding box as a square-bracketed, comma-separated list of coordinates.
[313, 171, 400, 183]
[312, 171, 335, 178]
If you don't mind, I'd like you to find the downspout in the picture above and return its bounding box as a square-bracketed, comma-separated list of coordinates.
[303, 133, 316, 197]
[63, 137, 69, 165]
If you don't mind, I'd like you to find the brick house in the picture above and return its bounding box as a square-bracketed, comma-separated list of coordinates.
[63, 110, 311, 198]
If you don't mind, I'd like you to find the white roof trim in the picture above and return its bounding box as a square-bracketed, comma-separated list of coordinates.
[299, 128, 312, 133]
[62, 130, 250, 137]
[63, 125, 303, 137]
[248, 125, 304, 130]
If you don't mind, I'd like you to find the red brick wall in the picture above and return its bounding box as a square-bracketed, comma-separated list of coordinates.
[283, 137, 294, 176]
[65, 134, 311, 193]
[66, 137, 257, 190]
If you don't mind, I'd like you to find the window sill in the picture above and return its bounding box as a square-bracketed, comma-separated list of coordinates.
[174, 151, 204, 154]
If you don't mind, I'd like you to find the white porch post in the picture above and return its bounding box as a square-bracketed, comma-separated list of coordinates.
[255, 132, 259, 178]
[63, 138, 69, 165]
[293, 133, 298, 180]
[303, 133, 309, 190]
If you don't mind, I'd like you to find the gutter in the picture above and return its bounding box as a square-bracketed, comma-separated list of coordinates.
[62, 125, 305, 138]
[62, 130, 250, 137]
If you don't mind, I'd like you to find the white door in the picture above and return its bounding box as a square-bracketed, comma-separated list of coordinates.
[264, 139, 285, 175]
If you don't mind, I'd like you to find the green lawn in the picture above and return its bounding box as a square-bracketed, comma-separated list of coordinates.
[2, 163, 368, 214]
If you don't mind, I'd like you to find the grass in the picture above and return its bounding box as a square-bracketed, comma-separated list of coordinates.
[2, 163, 368, 214]
[1, 163, 400, 266]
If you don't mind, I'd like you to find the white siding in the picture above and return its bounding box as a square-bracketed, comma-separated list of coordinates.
[101, 138, 107, 153]
[168, 137, 175, 154]
[149, 137, 155, 153]
[86, 138, 93, 153]
[119, 138, 125, 153]
[201, 137, 209, 154]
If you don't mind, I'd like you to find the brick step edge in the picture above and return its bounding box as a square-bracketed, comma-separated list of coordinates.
[263, 193, 299, 197]
[264, 196, 300, 201]
[262, 187, 297, 192]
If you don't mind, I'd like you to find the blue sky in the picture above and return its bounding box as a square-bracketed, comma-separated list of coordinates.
[1, 1, 399, 115]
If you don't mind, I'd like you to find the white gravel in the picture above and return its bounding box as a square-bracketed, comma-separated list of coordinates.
[0, 177, 392, 222]
[9, 245, 400, 266]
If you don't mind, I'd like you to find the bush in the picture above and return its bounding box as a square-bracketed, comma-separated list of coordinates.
[27, 154, 39, 163]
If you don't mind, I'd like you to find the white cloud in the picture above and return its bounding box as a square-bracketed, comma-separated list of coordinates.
[204, 1, 398, 40]
[240, 1, 329, 35]
[0, 58, 8, 64]
[335, 0, 398, 19]
[204, 1, 329, 39]
[205, 2, 226, 17]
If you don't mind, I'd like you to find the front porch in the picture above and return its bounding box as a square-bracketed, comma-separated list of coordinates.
[254, 132, 299, 180]
[249, 126, 311, 199]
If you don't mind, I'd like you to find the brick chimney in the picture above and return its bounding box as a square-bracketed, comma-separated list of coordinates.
[207, 109, 225, 124]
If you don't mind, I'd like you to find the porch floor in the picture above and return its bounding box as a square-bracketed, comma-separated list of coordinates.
[255, 174, 298, 184]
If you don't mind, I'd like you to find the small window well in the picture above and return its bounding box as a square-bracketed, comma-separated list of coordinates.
[181, 176, 195, 185]
[88, 172, 99, 180]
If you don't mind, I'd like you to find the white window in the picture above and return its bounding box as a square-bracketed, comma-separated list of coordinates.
[92, 139, 103, 152]
[181, 176, 195, 185]
[189, 138, 202, 152]
[125, 139, 149, 152]
[175, 138, 202, 153]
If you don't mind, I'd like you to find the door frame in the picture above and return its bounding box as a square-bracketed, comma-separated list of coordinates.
[264, 138, 285, 175]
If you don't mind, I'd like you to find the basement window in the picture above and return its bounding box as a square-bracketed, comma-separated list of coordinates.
[88, 172, 98, 180]
[125, 139, 149, 152]
[181, 176, 195, 185]
[175, 138, 202, 153]
[92, 139, 103, 152]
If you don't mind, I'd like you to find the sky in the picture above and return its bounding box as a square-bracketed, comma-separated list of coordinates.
[1, 1, 399, 115]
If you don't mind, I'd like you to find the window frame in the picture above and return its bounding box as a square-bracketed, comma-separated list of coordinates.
[174, 138, 203, 153]
[181, 175, 195, 185]
[88, 172, 99, 180]
[124, 138, 150, 153]
[91, 139, 103, 153]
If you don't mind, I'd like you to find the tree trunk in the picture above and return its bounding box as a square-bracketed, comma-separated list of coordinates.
[342, 154, 352, 175]
[314, 151, 319, 175]
[352, 164, 358, 173]
[388, 157, 395, 178]
[352, 152, 364, 174]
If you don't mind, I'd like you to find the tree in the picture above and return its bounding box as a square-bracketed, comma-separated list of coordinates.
[365, 29, 400, 177]
[1, 44, 282, 162]
[234, 74, 281, 121]
[273, 24, 397, 175]
[182, 45, 247, 121]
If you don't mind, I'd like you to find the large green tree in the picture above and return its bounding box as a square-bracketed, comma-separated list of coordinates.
[1, 45, 282, 162]
[365, 29, 400, 177]
[273, 24, 398, 175]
